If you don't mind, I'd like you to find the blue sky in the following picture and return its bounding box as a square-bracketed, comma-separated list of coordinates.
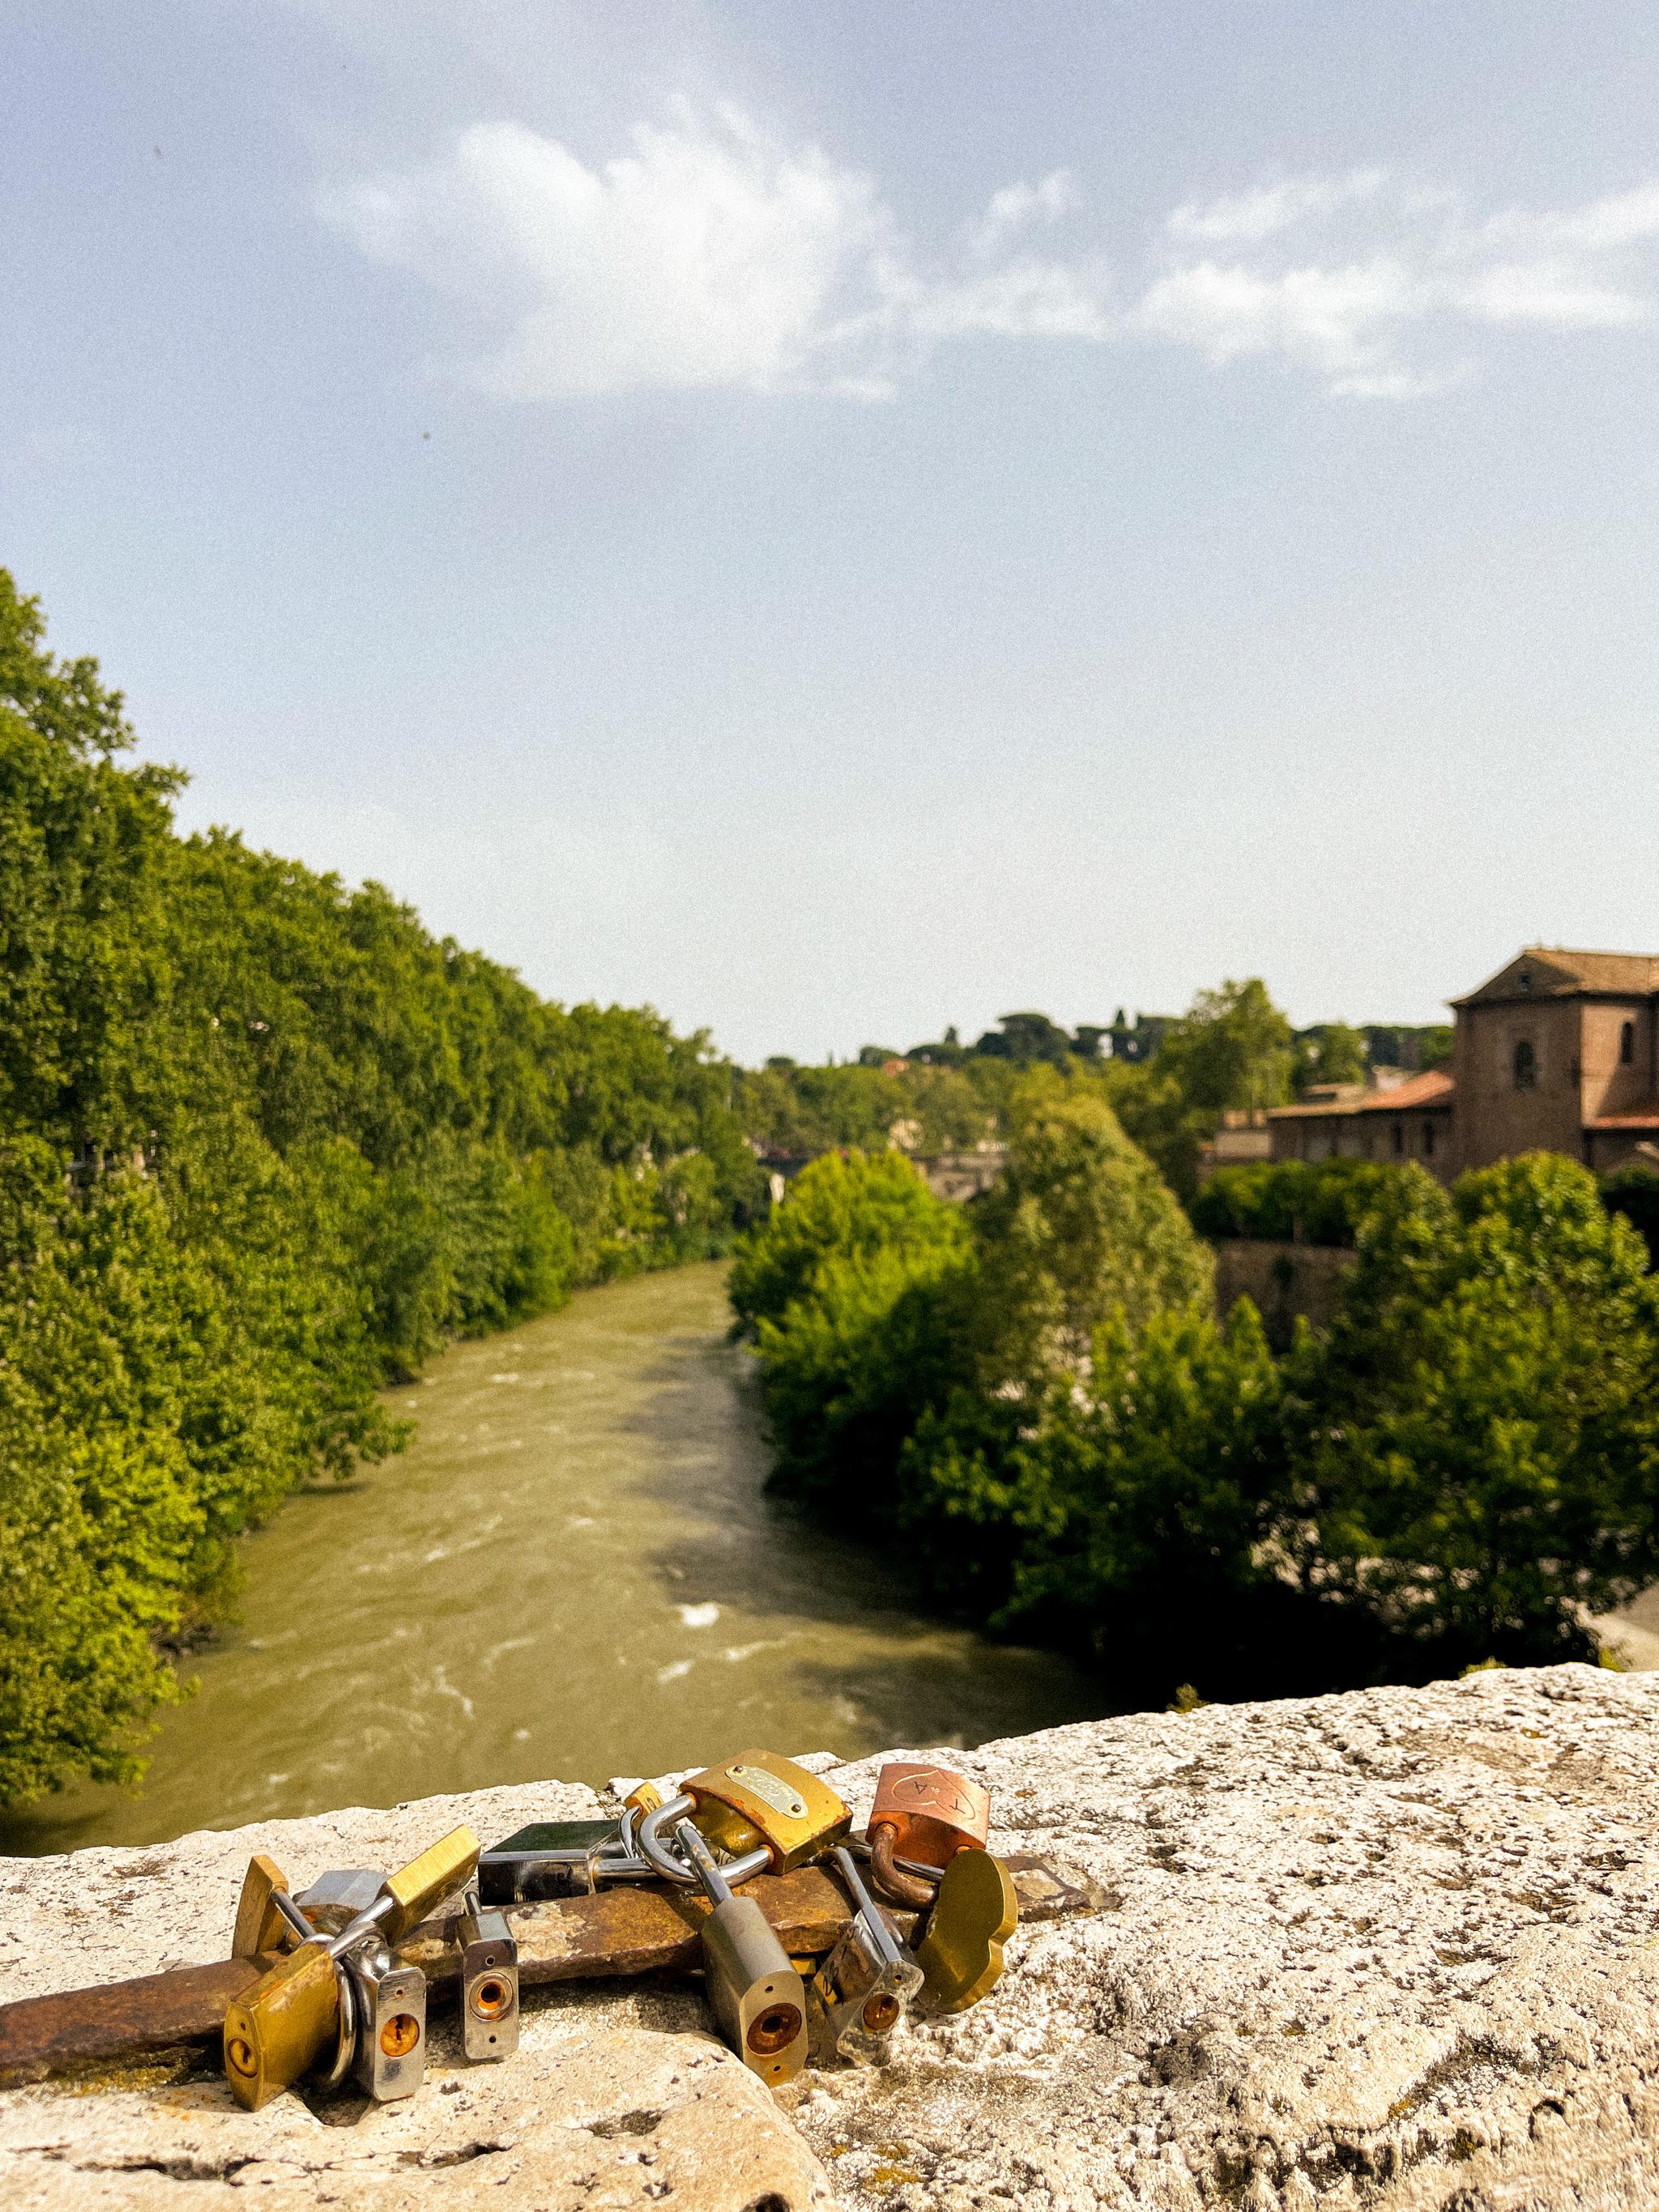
[5, 2, 1657, 1060]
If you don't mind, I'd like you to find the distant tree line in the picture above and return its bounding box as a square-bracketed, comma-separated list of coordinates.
[0, 573, 762, 1807]
[741, 989, 1456, 1205]
[731, 1079, 1659, 1704]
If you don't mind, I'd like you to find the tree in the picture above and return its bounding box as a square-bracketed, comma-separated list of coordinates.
[1293, 1021, 1368, 1094]
[1156, 979, 1294, 1117]
[967, 1073, 1213, 1386]
[971, 1012, 1074, 1067]
[1280, 1154, 1659, 1663]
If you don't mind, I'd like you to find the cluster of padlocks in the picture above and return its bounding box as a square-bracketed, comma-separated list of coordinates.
[220, 1750, 1016, 2110]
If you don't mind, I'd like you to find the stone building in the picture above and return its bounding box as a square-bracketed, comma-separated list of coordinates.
[1266, 946, 1659, 1183]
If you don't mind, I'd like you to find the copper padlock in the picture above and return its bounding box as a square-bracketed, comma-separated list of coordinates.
[866, 1762, 992, 1909]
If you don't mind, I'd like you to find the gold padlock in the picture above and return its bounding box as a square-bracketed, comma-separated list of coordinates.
[684, 1751, 850, 1872]
[223, 1941, 340, 2112]
[380, 1825, 480, 1938]
[221, 1825, 480, 2110]
[232, 1854, 296, 1961]
[623, 1781, 663, 1816]
[914, 1848, 1018, 2014]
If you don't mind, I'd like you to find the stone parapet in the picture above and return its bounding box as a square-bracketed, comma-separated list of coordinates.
[6, 1666, 1659, 2208]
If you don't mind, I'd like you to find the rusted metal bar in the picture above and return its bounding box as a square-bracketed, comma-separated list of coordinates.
[0, 1852, 1098, 2091]
[0, 1866, 866, 2088]
[0, 1956, 276, 2088]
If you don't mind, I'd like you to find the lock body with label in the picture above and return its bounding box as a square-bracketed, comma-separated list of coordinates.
[676, 1820, 807, 2087]
[684, 1751, 850, 1872]
[458, 1894, 519, 2061]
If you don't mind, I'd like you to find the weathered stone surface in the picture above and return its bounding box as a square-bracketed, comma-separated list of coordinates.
[6, 1664, 1659, 2208]
[0, 1777, 828, 2209]
[787, 1664, 1659, 2210]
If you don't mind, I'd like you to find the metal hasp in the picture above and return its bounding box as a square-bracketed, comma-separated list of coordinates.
[676, 1820, 807, 2089]
[867, 1761, 992, 1910]
[682, 1750, 851, 1872]
[807, 1847, 923, 2066]
[913, 1844, 1018, 2014]
[456, 1892, 519, 2061]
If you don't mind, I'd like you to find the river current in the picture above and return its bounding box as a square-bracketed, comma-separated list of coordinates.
[2, 1263, 1101, 1855]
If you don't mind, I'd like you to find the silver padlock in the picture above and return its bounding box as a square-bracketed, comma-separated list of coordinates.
[457, 1890, 519, 2061]
[345, 1941, 427, 2101]
[808, 1846, 923, 2065]
[675, 1818, 807, 2088]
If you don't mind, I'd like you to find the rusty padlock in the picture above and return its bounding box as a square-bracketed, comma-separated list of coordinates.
[866, 1761, 991, 1909]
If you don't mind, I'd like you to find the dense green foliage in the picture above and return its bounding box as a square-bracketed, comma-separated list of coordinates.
[1277, 1157, 1659, 1663]
[1601, 1162, 1659, 1270]
[735, 1110, 1659, 1698]
[0, 573, 760, 1805]
[1191, 1157, 1401, 1247]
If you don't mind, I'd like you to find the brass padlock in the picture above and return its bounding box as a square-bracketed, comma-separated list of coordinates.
[677, 1819, 808, 2088]
[222, 1826, 478, 2109]
[913, 1847, 1018, 2014]
[232, 1854, 297, 1960]
[378, 1826, 481, 1939]
[807, 1847, 923, 2066]
[457, 1893, 519, 2061]
[223, 1941, 340, 2112]
[867, 1762, 991, 1908]
[684, 1751, 850, 1872]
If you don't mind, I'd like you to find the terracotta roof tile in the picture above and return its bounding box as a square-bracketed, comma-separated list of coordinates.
[1266, 1068, 1454, 1122]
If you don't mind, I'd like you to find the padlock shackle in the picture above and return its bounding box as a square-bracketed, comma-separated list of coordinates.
[637, 1795, 771, 1888]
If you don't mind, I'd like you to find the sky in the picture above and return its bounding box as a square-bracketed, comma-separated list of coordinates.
[4, 2, 1657, 1063]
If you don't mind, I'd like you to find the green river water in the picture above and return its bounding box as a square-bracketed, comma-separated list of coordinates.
[2, 1263, 1102, 1856]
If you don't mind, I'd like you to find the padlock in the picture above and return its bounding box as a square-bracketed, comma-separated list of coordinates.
[913, 1846, 1018, 2014]
[456, 1891, 519, 2061]
[222, 1940, 340, 2112]
[676, 1818, 807, 2088]
[232, 1854, 298, 1960]
[479, 1819, 626, 1905]
[867, 1762, 991, 1908]
[222, 1827, 478, 2109]
[682, 1750, 851, 1873]
[807, 1847, 923, 2067]
[345, 1941, 428, 2100]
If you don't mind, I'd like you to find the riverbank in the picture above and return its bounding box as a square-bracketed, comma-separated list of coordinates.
[0, 1264, 1098, 1857]
[4, 1664, 1658, 2208]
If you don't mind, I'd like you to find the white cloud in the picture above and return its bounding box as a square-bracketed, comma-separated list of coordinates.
[324, 115, 1659, 403]
[1166, 168, 1391, 245]
[324, 106, 895, 399]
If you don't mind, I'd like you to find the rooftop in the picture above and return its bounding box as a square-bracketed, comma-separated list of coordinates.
[1452, 947, 1659, 1007]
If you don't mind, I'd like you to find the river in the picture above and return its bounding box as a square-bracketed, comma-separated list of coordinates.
[1, 1263, 1102, 1856]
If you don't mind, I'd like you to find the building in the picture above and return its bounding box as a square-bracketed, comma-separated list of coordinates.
[1266, 947, 1659, 1183]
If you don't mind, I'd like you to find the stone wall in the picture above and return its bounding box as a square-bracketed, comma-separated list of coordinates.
[6, 1664, 1659, 2209]
[1211, 1237, 1356, 1347]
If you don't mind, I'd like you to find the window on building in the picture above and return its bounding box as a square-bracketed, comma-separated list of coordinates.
[1514, 1039, 1537, 1090]
[1392, 1123, 1404, 1156]
[1621, 1020, 1636, 1066]
[1423, 1121, 1435, 1157]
